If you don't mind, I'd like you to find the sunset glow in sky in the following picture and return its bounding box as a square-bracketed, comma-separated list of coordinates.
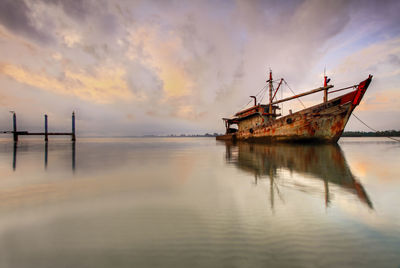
[0, 0, 399, 135]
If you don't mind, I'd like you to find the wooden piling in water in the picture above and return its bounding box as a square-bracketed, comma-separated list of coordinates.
[13, 113, 18, 142]
[44, 114, 48, 142]
[72, 112, 76, 142]
[2, 112, 77, 142]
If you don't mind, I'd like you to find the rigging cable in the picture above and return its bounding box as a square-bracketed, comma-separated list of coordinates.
[238, 84, 267, 110]
[352, 113, 400, 142]
[283, 79, 306, 109]
[258, 86, 268, 103]
[280, 84, 284, 115]
[241, 79, 283, 109]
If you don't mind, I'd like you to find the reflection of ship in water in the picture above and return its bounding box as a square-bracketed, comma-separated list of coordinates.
[223, 141, 373, 209]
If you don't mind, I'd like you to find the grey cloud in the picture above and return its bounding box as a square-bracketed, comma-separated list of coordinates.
[43, 0, 121, 36]
[0, 0, 51, 43]
[387, 54, 400, 66]
[0, 0, 103, 45]
[125, 61, 163, 98]
[97, 12, 119, 35]
[82, 45, 101, 59]
[355, 0, 400, 24]
[41, 0, 91, 20]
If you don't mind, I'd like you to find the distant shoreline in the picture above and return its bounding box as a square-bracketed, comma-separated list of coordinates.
[74, 131, 400, 138]
[4, 131, 398, 139]
[341, 130, 400, 137]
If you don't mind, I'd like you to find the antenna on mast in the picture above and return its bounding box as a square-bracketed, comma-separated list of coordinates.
[323, 66, 330, 87]
[323, 66, 330, 103]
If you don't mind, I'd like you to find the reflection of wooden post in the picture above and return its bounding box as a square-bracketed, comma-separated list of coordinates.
[44, 114, 48, 142]
[71, 112, 76, 142]
[13, 113, 18, 142]
[72, 141, 76, 173]
[13, 142, 17, 171]
[44, 142, 48, 169]
[324, 179, 330, 207]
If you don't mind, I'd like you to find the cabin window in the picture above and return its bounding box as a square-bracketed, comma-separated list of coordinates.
[286, 118, 293, 124]
[249, 128, 254, 134]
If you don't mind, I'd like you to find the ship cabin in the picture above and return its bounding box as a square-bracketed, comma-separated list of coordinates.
[223, 103, 281, 135]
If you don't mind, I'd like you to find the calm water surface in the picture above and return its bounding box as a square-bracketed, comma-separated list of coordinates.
[0, 137, 399, 267]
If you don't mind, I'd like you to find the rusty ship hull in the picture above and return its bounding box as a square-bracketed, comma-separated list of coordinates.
[217, 74, 372, 143]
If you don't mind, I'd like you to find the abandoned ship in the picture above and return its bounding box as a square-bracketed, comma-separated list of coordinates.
[217, 71, 373, 143]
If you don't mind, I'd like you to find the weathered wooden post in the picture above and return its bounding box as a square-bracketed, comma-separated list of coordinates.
[71, 111, 76, 142]
[12, 112, 18, 142]
[44, 114, 48, 142]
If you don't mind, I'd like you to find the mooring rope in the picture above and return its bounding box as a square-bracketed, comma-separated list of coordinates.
[352, 113, 400, 142]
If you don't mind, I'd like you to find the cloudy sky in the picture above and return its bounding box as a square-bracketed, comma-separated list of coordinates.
[0, 0, 399, 136]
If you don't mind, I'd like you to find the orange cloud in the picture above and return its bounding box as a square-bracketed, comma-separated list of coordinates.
[0, 25, 38, 53]
[0, 63, 136, 104]
[358, 90, 400, 111]
[127, 26, 193, 98]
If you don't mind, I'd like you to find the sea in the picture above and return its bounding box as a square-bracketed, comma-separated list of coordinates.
[0, 137, 399, 268]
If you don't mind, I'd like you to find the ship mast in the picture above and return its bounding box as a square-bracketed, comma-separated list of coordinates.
[323, 68, 329, 103]
[268, 69, 274, 118]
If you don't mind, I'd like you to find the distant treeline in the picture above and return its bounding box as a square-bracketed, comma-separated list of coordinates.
[143, 133, 222, 138]
[342, 130, 400, 137]
[142, 131, 400, 138]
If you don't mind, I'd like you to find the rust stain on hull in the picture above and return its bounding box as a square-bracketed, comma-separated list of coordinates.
[235, 100, 353, 143]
